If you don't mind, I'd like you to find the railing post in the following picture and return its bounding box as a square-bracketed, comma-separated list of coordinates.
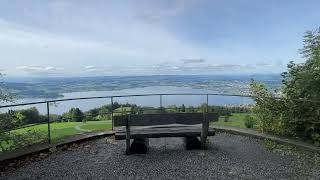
[125, 114, 131, 155]
[160, 94, 163, 113]
[201, 107, 209, 149]
[46, 102, 51, 144]
[206, 94, 209, 113]
[121, 105, 123, 115]
[111, 97, 114, 131]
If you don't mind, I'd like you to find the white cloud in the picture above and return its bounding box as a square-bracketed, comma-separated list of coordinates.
[10, 61, 284, 76]
[85, 68, 98, 72]
[144, 61, 285, 75]
[0, 15, 207, 72]
[85, 65, 96, 69]
[0, 1, 291, 76]
[0, 20, 141, 57]
[16, 66, 64, 75]
[82, 65, 116, 74]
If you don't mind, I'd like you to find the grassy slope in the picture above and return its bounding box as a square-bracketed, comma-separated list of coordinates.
[2, 121, 112, 151]
[212, 113, 249, 129]
[80, 121, 112, 131]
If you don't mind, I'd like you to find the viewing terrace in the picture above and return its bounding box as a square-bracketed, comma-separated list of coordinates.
[0, 93, 319, 179]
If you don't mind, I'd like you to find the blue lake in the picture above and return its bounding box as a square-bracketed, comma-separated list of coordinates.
[1, 86, 254, 114]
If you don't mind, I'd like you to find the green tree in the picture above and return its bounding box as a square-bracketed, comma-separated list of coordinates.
[280, 28, 320, 142]
[62, 108, 85, 122]
[250, 28, 320, 145]
[0, 73, 12, 103]
[250, 81, 287, 134]
[180, 104, 186, 112]
[19, 107, 42, 124]
[0, 75, 46, 152]
[70, 108, 84, 122]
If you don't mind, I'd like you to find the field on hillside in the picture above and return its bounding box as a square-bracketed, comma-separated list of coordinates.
[211, 113, 252, 129]
[1, 121, 112, 153]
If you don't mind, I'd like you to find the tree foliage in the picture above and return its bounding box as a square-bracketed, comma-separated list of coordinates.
[0, 73, 13, 103]
[62, 108, 84, 122]
[250, 28, 320, 145]
[0, 75, 47, 152]
[244, 115, 255, 129]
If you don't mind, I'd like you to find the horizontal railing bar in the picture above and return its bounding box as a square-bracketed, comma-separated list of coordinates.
[0, 92, 282, 109]
[47, 96, 112, 103]
[0, 101, 47, 108]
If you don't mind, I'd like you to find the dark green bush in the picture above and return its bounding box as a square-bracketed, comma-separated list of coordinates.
[0, 130, 47, 152]
[244, 115, 255, 128]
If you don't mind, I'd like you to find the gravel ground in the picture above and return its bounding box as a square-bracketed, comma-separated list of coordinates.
[1, 133, 319, 180]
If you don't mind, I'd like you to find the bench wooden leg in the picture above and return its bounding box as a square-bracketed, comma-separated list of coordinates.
[126, 140, 130, 155]
[185, 137, 201, 150]
[201, 112, 209, 149]
[125, 116, 131, 155]
[130, 138, 149, 154]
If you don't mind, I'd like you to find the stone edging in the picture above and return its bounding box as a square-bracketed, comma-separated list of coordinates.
[212, 125, 320, 154]
[0, 131, 115, 163]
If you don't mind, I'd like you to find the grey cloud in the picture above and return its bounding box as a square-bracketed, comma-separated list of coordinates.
[181, 58, 206, 64]
[253, 61, 285, 69]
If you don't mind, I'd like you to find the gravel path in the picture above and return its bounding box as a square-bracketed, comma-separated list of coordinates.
[1, 133, 319, 180]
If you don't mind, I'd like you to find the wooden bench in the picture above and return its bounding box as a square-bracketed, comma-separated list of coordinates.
[114, 113, 219, 154]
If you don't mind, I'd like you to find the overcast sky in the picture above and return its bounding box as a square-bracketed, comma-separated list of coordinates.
[0, 0, 319, 77]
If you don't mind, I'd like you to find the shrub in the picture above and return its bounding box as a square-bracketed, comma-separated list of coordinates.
[311, 133, 320, 147]
[224, 115, 230, 122]
[0, 130, 47, 152]
[244, 115, 255, 128]
[250, 81, 288, 134]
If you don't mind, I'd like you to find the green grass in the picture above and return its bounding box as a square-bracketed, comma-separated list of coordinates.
[30, 121, 111, 141]
[80, 121, 112, 132]
[211, 113, 251, 129]
[51, 127, 82, 142]
[1, 120, 112, 152]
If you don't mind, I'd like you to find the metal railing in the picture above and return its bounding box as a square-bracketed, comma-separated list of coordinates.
[0, 93, 255, 145]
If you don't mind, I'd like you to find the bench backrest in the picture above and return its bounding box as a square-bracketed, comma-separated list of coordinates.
[113, 113, 219, 126]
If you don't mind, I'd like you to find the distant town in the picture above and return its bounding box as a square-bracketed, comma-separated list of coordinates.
[3, 74, 281, 99]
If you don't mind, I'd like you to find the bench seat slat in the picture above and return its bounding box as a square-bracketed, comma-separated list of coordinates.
[113, 113, 219, 126]
[115, 126, 215, 140]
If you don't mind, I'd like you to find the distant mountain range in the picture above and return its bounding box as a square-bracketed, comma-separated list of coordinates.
[3, 74, 282, 99]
